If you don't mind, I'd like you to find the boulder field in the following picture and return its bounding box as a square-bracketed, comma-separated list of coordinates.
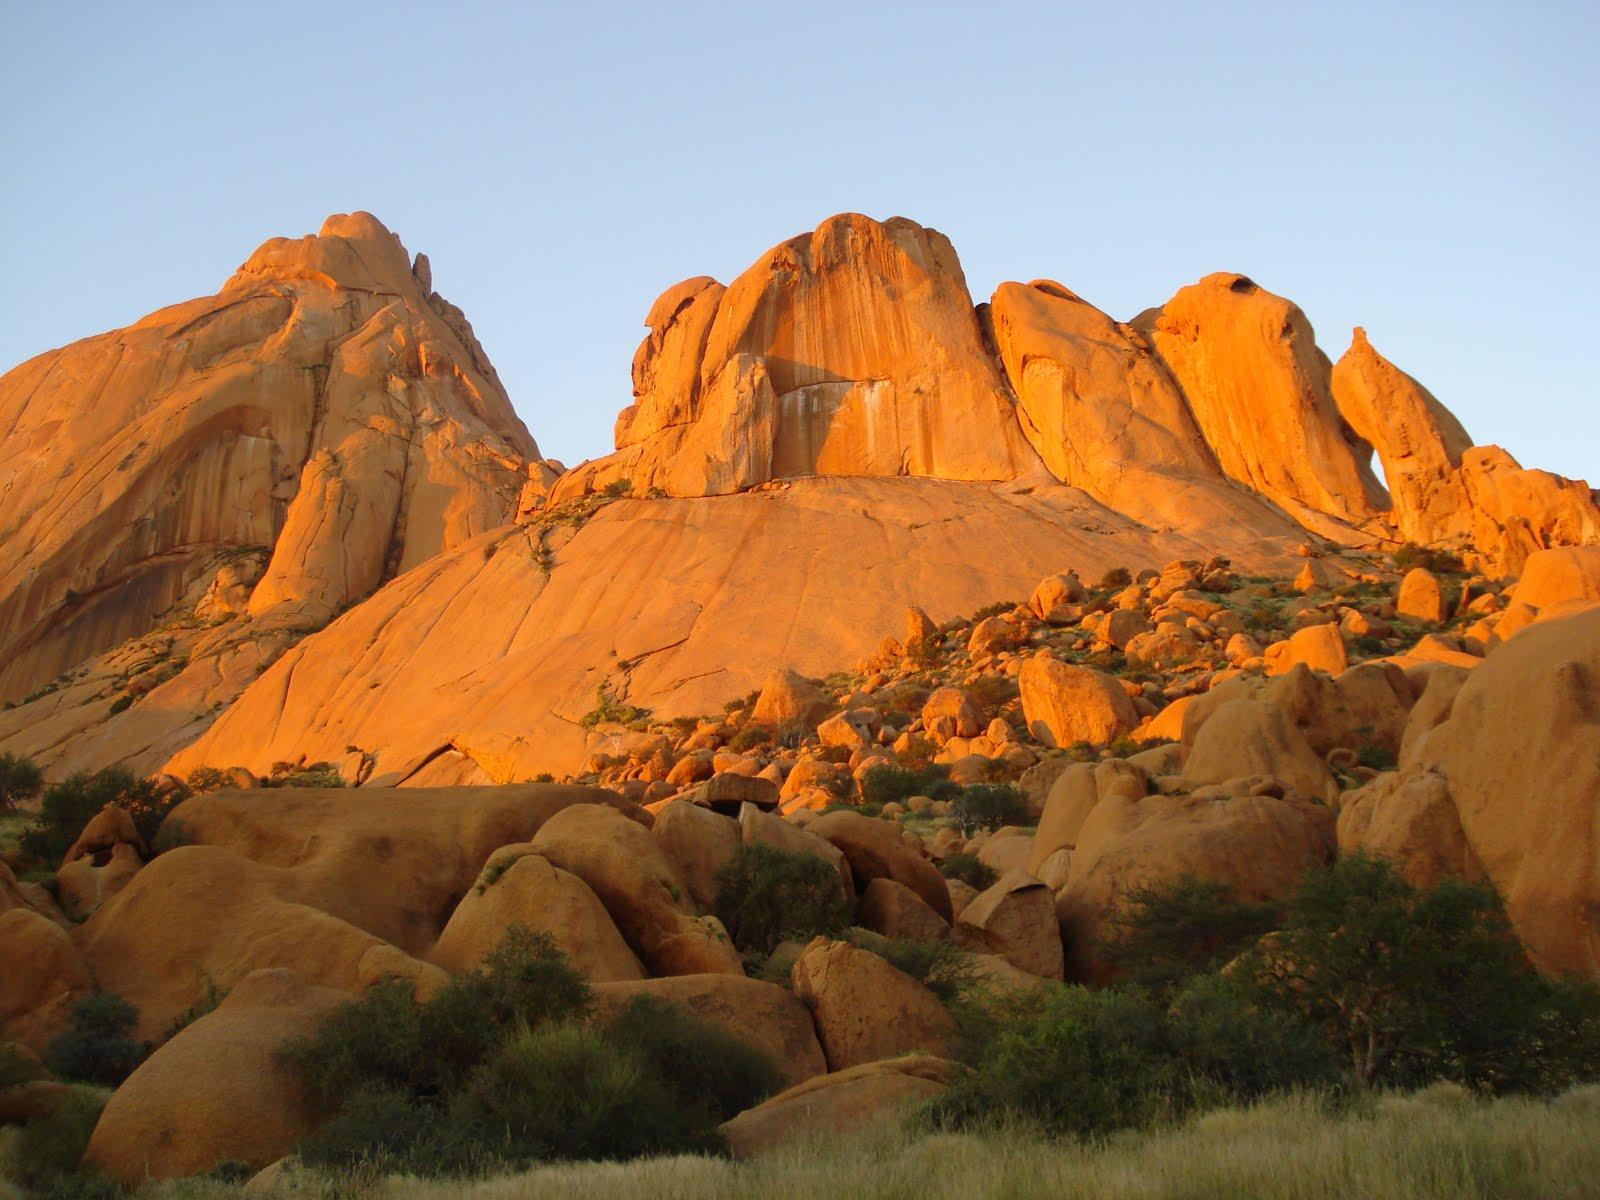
[0, 211, 1593, 784]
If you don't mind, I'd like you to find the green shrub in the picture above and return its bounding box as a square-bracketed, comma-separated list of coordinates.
[949, 783, 1026, 835]
[0, 1040, 47, 1089]
[1101, 875, 1279, 998]
[714, 844, 854, 955]
[4, 1088, 114, 1194]
[1167, 972, 1342, 1099]
[578, 682, 651, 730]
[728, 724, 772, 752]
[1243, 853, 1595, 1092]
[444, 1023, 682, 1167]
[292, 930, 780, 1176]
[290, 926, 593, 1110]
[0, 751, 43, 810]
[162, 976, 227, 1040]
[860, 764, 957, 808]
[932, 986, 1187, 1137]
[598, 995, 780, 1126]
[856, 936, 979, 1007]
[18, 767, 185, 863]
[45, 992, 147, 1086]
[938, 852, 998, 890]
[266, 760, 343, 789]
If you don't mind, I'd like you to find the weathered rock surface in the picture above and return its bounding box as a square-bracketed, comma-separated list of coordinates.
[1059, 791, 1334, 980]
[0, 908, 91, 1053]
[1402, 606, 1600, 978]
[428, 846, 644, 981]
[719, 1054, 961, 1157]
[791, 937, 954, 1070]
[82, 970, 346, 1184]
[0, 213, 537, 773]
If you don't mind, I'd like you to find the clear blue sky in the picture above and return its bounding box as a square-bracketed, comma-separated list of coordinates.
[3, 2, 1596, 481]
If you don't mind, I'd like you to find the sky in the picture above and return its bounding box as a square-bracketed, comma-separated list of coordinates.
[2, 1, 1596, 481]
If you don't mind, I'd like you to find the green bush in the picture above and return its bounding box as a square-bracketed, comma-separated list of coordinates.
[1243, 853, 1600, 1092]
[4, 1088, 115, 1195]
[45, 992, 147, 1086]
[938, 852, 997, 891]
[1101, 875, 1279, 998]
[855, 935, 979, 1007]
[0, 1040, 47, 1089]
[18, 767, 185, 863]
[714, 844, 854, 955]
[0, 751, 43, 810]
[292, 929, 780, 1175]
[949, 783, 1026, 835]
[933, 986, 1187, 1137]
[290, 926, 593, 1108]
[860, 764, 957, 808]
[1167, 972, 1342, 1099]
[1098, 566, 1133, 590]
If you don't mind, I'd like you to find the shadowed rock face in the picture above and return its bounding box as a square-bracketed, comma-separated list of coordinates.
[1, 210, 1596, 782]
[0, 212, 537, 708]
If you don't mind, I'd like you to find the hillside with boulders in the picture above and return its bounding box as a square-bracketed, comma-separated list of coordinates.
[0, 212, 1598, 1193]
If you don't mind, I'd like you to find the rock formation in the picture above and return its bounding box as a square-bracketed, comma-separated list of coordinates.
[0, 213, 540, 773]
[0, 208, 1595, 789]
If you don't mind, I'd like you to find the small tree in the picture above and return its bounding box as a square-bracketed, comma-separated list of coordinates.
[1101, 876, 1278, 997]
[45, 993, 147, 1086]
[714, 844, 853, 955]
[1246, 854, 1551, 1089]
[949, 783, 1027, 836]
[0, 752, 43, 812]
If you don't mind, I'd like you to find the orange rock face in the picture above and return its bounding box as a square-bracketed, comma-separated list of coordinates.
[0, 213, 538, 771]
[1133, 273, 1387, 532]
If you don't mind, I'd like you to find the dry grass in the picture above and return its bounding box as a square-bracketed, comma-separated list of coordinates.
[134, 1084, 1600, 1200]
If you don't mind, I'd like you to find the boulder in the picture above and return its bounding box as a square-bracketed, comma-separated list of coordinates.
[650, 800, 741, 911]
[530, 803, 742, 977]
[55, 841, 143, 921]
[749, 668, 832, 731]
[1265, 623, 1348, 676]
[592, 974, 825, 1085]
[428, 847, 644, 981]
[808, 811, 951, 919]
[157, 784, 623, 955]
[82, 970, 347, 1184]
[1404, 607, 1600, 977]
[63, 804, 147, 865]
[1508, 547, 1600, 613]
[1183, 697, 1336, 801]
[0, 908, 92, 1053]
[974, 827, 1034, 876]
[1336, 771, 1482, 889]
[954, 870, 1063, 979]
[75, 844, 444, 1042]
[791, 938, 954, 1070]
[1059, 791, 1334, 981]
[1396, 568, 1447, 624]
[737, 802, 853, 889]
[921, 688, 984, 743]
[719, 1054, 961, 1158]
[858, 877, 949, 943]
[1018, 654, 1138, 748]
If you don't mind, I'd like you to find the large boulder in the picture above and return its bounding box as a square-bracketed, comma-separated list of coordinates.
[0, 908, 92, 1053]
[1336, 771, 1482, 889]
[74, 844, 436, 1042]
[1265, 661, 1415, 758]
[1059, 791, 1334, 981]
[791, 938, 954, 1070]
[530, 804, 742, 977]
[749, 668, 832, 731]
[1018, 655, 1137, 749]
[592, 974, 824, 1085]
[719, 1055, 961, 1157]
[56, 842, 143, 921]
[651, 801, 741, 911]
[427, 847, 644, 981]
[1182, 697, 1336, 801]
[1403, 607, 1600, 977]
[954, 870, 1063, 980]
[859, 878, 949, 943]
[1133, 272, 1385, 527]
[82, 970, 347, 1184]
[808, 811, 951, 919]
[158, 784, 624, 954]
